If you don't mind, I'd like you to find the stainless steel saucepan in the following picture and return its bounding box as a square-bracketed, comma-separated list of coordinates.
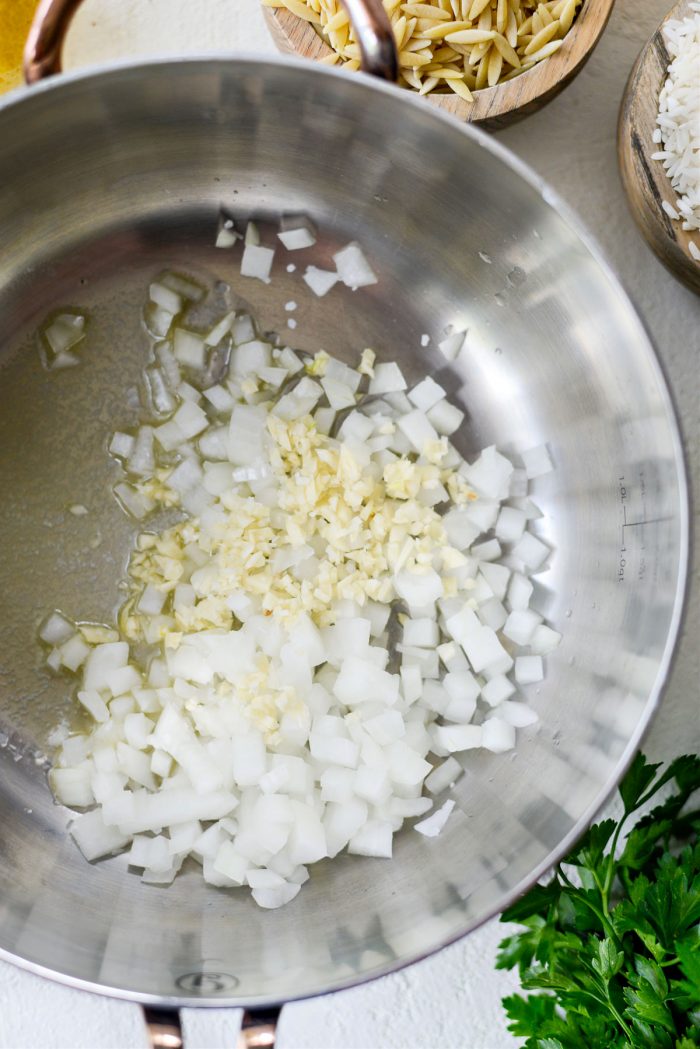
[0, 0, 688, 1045]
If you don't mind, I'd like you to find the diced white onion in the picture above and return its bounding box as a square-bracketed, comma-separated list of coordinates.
[481, 717, 516, 753]
[426, 400, 464, 436]
[333, 243, 378, 290]
[407, 378, 445, 412]
[433, 724, 482, 753]
[45, 252, 561, 913]
[348, 819, 392, 858]
[425, 757, 463, 794]
[44, 313, 86, 355]
[514, 655, 544, 684]
[503, 609, 541, 646]
[522, 444, 554, 479]
[173, 329, 206, 370]
[480, 674, 515, 707]
[215, 228, 239, 249]
[241, 244, 275, 284]
[495, 506, 527, 543]
[70, 809, 131, 861]
[205, 312, 236, 348]
[507, 573, 533, 611]
[512, 531, 550, 570]
[39, 611, 75, 646]
[109, 432, 135, 460]
[414, 798, 455, 837]
[303, 266, 339, 297]
[368, 362, 407, 395]
[278, 216, 317, 250]
[149, 282, 182, 314]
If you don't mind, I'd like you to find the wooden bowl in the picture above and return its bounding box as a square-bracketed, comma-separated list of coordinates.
[618, 0, 699, 295]
[263, 0, 617, 128]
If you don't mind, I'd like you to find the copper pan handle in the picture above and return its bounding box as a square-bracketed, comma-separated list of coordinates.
[336, 0, 399, 80]
[23, 0, 82, 84]
[141, 1005, 280, 1048]
[143, 1007, 184, 1049]
[236, 1007, 281, 1048]
[23, 0, 398, 84]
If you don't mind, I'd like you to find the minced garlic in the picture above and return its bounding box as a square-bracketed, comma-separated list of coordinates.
[123, 411, 475, 645]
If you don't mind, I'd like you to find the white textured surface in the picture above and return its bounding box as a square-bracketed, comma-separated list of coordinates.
[1, 0, 698, 1045]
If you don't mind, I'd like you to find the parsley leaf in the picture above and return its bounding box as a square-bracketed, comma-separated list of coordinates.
[501, 881, 561, 924]
[498, 753, 700, 1047]
[619, 753, 661, 814]
[592, 938, 624, 981]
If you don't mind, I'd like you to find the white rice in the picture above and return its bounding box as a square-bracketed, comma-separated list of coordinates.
[653, 2, 700, 260]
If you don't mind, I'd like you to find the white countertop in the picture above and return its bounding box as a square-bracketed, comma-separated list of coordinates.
[0, 1, 697, 1046]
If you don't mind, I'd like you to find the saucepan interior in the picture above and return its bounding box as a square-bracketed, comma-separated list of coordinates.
[0, 58, 687, 1005]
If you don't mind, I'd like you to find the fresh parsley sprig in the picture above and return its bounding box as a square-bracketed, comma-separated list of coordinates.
[497, 753, 700, 1048]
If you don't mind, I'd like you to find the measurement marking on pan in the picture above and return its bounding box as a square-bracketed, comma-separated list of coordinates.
[617, 471, 672, 583]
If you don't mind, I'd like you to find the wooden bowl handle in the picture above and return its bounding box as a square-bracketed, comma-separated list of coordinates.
[23, 0, 399, 84]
